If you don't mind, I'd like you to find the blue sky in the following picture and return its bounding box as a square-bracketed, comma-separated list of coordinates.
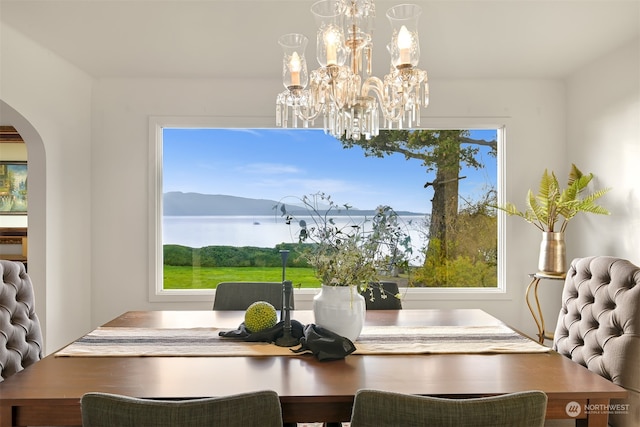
[162, 128, 497, 213]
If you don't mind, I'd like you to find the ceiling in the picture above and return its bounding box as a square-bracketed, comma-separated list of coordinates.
[1, 0, 639, 81]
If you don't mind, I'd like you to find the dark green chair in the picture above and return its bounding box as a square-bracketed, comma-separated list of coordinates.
[212, 281, 294, 310]
[360, 281, 402, 310]
[349, 389, 547, 427]
[80, 390, 283, 427]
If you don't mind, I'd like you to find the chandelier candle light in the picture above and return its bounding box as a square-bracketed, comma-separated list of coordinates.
[276, 0, 429, 140]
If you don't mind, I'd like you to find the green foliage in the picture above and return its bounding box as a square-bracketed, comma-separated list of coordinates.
[339, 129, 495, 173]
[415, 252, 497, 287]
[163, 243, 308, 268]
[452, 192, 498, 265]
[496, 164, 610, 232]
[413, 190, 498, 287]
[163, 244, 196, 266]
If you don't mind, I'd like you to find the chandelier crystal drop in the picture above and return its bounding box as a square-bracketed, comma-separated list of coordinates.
[276, 0, 429, 141]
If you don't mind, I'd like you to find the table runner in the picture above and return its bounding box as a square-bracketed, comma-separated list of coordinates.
[55, 324, 549, 357]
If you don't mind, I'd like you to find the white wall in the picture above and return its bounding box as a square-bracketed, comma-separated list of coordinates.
[0, 24, 93, 353]
[535, 37, 640, 333]
[566, 38, 640, 259]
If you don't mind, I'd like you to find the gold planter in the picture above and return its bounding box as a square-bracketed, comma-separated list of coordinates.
[538, 232, 566, 275]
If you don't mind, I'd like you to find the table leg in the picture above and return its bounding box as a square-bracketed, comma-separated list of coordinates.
[525, 276, 546, 344]
[0, 406, 9, 427]
[571, 398, 611, 427]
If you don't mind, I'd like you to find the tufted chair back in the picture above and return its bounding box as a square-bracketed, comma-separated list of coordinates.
[0, 260, 43, 381]
[553, 256, 640, 427]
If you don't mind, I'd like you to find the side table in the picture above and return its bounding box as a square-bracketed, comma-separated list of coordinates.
[525, 272, 566, 344]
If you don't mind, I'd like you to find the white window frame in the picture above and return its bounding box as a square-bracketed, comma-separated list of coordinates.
[148, 116, 509, 303]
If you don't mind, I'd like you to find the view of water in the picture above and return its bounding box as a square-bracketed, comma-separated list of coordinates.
[163, 215, 428, 256]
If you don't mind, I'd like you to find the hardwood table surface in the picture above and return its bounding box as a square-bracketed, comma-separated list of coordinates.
[0, 309, 627, 426]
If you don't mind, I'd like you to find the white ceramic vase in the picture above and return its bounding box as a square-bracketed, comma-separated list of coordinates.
[312, 284, 366, 342]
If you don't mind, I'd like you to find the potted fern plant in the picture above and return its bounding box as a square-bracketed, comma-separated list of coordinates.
[496, 164, 610, 275]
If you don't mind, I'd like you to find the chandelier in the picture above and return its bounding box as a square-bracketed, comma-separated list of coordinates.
[275, 0, 429, 141]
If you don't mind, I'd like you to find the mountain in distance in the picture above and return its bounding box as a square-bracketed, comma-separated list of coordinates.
[164, 192, 287, 216]
[163, 192, 425, 216]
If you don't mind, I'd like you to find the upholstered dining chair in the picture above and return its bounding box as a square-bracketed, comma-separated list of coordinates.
[212, 281, 294, 310]
[80, 390, 283, 427]
[349, 389, 548, 427]
[0, 260, 43, 381]
[360, 281, 402, 310]
[553, 256, 640, 427]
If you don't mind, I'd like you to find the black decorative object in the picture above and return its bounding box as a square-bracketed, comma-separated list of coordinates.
[279, 249, 289, 319]
[276, 280, 298, 347]
[276, 250, 298, 347]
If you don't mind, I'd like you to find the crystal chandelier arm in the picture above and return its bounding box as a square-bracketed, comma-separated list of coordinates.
[276, 88, 323, 129]
[295, 103, 324, 122]
[328, 79, 346, 110]
[361, 76, 383, 98]
[362, 76, 405, 123]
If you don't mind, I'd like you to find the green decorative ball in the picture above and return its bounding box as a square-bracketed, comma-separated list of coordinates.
[244, 301, 278, 333]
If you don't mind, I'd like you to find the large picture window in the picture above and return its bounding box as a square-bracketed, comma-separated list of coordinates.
[151, 121, 503, 301]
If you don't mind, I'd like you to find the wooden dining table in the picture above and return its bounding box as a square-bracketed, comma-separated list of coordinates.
[0, 309, 627, 426]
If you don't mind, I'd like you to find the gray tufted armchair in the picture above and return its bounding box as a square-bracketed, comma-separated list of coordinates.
[553, 256, 640, 427]
[0, 260, 43, 381]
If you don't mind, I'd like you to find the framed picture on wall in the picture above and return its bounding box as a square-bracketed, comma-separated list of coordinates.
[0, 161, 27, 214]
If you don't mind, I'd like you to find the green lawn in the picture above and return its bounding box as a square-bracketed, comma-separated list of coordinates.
[164, 265, 412, 289]
[163, 266, 321, 289]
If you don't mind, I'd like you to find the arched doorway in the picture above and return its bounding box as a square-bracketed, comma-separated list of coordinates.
[0, 100, 47, 343]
